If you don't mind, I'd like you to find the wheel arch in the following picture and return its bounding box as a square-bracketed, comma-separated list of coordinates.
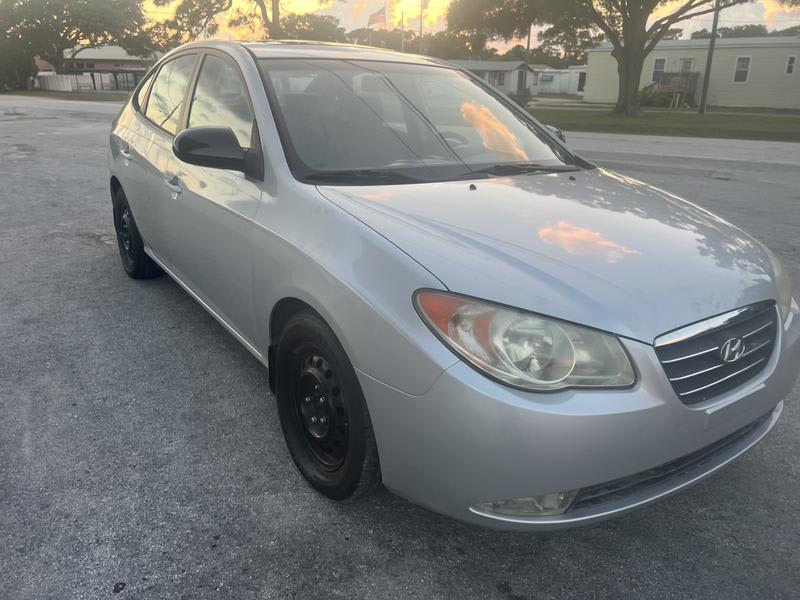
[267, 296, 332, 392]
[110, 176, 123, 200]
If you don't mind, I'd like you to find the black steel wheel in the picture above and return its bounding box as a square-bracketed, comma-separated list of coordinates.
[295, 353, 350, 469]
[275, 310, 381, 500]
[119, 207, 135, 264]
[112, 187, 162, 279]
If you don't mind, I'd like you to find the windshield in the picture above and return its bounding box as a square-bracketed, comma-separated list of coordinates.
[258, 59, 580, 185]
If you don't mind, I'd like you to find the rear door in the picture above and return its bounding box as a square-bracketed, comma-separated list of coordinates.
[163, 51, 263, 343]
[111, 72, 155, 230]
[137, 52, 199, 257]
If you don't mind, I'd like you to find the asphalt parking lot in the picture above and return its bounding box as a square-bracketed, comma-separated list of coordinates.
[1, 96, 799, 600]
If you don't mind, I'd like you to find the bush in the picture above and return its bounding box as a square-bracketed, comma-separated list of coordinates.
[639, 84, 673, 107]
[509, 88, 532, 107]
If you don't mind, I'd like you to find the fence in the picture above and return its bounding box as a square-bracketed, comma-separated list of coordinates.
[37, 70, 145, 93]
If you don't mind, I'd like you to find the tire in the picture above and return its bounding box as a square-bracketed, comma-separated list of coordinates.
[112, 187, 162, 279]
[275, 310, 381, 500]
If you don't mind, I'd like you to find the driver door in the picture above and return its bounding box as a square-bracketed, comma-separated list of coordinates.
[162, 52, 263, 344]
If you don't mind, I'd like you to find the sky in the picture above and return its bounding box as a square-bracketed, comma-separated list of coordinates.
[146, 0, 800, 43]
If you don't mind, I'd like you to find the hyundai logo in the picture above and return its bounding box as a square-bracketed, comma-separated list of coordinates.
[720, 337, 746, 363]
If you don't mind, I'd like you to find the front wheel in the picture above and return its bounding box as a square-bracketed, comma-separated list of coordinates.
[275, 311, 381, 500]
[112, 188, 162, 279]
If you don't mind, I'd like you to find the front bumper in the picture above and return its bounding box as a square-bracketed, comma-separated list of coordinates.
[358, 306, 800, 531]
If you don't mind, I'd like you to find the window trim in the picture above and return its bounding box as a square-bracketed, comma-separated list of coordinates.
[132, 67, 157, 112]
[786, 55, 797, 76]
[732, 55, 751, 84]
[651, 57, 667, 83]
[679, 58, 694, 74]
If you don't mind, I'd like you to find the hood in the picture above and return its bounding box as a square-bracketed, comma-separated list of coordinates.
[317, 168, 776, 343]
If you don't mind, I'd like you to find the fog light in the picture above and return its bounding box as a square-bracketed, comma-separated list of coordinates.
[473, 490, 578, 517]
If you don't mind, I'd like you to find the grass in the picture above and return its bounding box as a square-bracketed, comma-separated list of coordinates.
[533, 93, 580, 101]
[528, 108, 800, 142]
[1, 89, 130, 102]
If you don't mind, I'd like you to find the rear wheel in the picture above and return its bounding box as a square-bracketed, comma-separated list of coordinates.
[113, 188, 162, 279]
[275, 310, 381, 500]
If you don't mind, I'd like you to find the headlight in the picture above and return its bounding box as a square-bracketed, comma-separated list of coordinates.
[765, 247, 793, 323]
[415, 290, 635, 391]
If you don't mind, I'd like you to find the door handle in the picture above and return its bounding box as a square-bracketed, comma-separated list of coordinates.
[164, 175, 182, 196]
[119, 146, 132, 160]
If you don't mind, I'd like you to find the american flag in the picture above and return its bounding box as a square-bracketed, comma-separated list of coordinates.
[368, 6, 386, 28]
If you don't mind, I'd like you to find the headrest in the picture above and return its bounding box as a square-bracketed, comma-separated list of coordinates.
[359, 75, 387, 94]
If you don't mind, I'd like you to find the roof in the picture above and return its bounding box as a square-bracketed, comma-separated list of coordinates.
[65, 45, 154, 61]
[240, 41, 447, 66]
[450, 60, 532, 72]
[588, 36, 800, 52]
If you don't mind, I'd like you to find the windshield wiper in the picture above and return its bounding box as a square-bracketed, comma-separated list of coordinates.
[305, 169, 425, 185]
[469, 163, 580, 177]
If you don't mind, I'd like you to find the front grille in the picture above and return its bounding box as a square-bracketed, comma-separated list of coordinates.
[655, 301, 778, 405]
[570, 411, 771, 512]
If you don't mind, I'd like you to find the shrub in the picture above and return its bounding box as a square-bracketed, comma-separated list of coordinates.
[509, 88, 532, 107]
[639, 84, 673, 107]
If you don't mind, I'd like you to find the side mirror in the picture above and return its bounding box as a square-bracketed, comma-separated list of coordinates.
[546, 125, 566, 143]
[173, 126, 247, 172]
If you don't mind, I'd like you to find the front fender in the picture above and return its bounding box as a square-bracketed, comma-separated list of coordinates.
[250, 176, 458, 396]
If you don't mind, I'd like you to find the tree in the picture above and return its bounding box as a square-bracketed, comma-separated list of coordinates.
[154, 0, 281, 42]
[448, 1, 758, 116]
[4, 0, 148, 73]
[771, 25, 800, 36]
[422, 30, 495, 59]
[154, 0, 338, 46]
[536, 14, 605, 65]
[691, 24, 768, 38]
[496, 44, 564, 67]
[281, 13, 345, 42]
[448, 0, 541, 49]
[0, 39, 35, 89]
[346, 28, 414, 52]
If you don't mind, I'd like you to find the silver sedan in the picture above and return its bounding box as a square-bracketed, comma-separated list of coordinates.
[108, 41, 800, 530]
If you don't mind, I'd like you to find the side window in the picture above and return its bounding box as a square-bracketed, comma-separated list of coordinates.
[188, 55, 255, 149]
[734, 56, 750, 83]
[144, 54, 197, 135]
[652, 58, 666, 83]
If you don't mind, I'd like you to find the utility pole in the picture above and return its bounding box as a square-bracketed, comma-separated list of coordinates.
[419, 0, 424, 53]
[699, 0, 720, 114]
[401, 11, 405, 52]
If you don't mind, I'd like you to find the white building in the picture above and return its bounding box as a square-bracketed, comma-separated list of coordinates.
[583, 36, 800, 109]
[451, 60, 587, 97]
[536, 65, 588, 96]
[450, 60, 538, 94]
